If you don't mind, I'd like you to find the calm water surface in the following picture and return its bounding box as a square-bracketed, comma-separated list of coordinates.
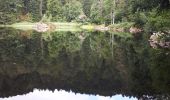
[0, 28, 169, 100]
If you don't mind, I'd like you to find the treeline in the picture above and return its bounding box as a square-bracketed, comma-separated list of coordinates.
[0, 0, 170, 30]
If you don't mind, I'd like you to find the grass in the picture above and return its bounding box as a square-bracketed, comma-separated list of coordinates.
[1, 22, 133, 39]
[80, 24, 94, 30]
[3, 21, 81, 32]
[1, 22, 134, 37]
[10, 22, 34, 30]
[51, 22, 80, 26]
[109, 22, 134, 31]
[2, 21, 98, 32]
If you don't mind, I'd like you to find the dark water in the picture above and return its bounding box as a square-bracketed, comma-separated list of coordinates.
[0, 28, 170, 100]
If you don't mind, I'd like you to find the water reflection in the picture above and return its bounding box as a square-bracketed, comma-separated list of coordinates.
[0, 89, 137, 100]
[0, 28, 170, 99]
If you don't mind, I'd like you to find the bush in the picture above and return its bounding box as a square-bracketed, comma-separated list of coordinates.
[0, 12, 17, 24]
[115, 10, 128, 23]
[109, 22, 134, 32]
[129, 12, 147, 28]
[144, 10, 170, 32]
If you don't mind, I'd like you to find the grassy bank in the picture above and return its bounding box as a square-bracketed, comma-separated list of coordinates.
[1, 22, 135, 36]
[1, 22, 81, 32]
[109, 22, 134, 32]
[1, 22, 106, 32]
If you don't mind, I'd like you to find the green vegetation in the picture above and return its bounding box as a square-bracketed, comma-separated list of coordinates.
[0, 28, 170, 99]
[0, 0, 169, 32]
[9, 22, 81, 31]
[0, 0, 170, 99]
[109, 22, 134, 31]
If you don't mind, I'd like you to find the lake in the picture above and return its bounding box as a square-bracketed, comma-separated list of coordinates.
[0, 28, 170, 100]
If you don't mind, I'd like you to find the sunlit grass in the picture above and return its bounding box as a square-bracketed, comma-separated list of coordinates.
[51, 22, 80, 26]
[10, 22, 34, 30]
[3, 22, 92, 32]
[80, 24, 94, 30]
[4, 22, 81, 31]
[1, 22, 133, 38]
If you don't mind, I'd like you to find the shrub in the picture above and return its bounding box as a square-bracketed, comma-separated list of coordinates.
[144, 10, 170, 32]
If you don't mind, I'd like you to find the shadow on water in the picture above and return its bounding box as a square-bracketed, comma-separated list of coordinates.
[0, 28, 170, 99]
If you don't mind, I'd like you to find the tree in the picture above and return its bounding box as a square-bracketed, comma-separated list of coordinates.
[40, 0, 43, 17]
[90, 0, 104, 24]
[47, 0, 63, 21]
[62, 0, 82, 22]
[0, 0, 23, 24]
[82, 0, 93, 17]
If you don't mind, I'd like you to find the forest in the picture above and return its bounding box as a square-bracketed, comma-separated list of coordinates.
[0, 0, 170, 100]
[0, 0, 170, 32]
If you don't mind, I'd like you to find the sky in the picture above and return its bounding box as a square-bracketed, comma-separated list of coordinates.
[0, 89, 137, 100]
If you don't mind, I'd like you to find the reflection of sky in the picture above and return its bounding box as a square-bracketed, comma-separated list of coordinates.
[0, 89, 137, 100]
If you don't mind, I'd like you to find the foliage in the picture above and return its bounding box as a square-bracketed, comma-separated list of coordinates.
[47, 0, 63, 21]
[109, 22, 134, 31]
[82, 0, 93, 17]
[0, 28, 170, 99]
[90, 1, 103, 24]
[144, 10, 170, 32]
[129, 0, 160, 12]
[129, 12, 147, 27]
[48, 31, 81, 57]
[62, 0, 82, 22]
[0, 0, 22, 24]
[149, 49, 170, 93]
[0, 0, 170, 99]
[0, 0, 169, 30]
[27, 0, 42, 21]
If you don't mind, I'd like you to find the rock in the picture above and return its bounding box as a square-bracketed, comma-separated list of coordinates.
[78, 14, 87, 20]
[129, 27, 142, 34]
[78, 33, 86, 43]
[33, 22, 49, 32]
[94, 26, 109, 31]
[149, 32, 170, 49]
[159, 41, 165, 47]
[115, 28, 124, 32]
[150, 41, 158, 48]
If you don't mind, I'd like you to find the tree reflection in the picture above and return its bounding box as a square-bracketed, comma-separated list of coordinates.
[0, 28, 170, 99]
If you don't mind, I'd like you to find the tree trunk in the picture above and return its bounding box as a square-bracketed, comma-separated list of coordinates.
[40, 34, 44, 58]
[39, 0, 43, 17]
[111, 0, 116, 24]
[99, 0, 104, 23]
[112, 12, 115, 24]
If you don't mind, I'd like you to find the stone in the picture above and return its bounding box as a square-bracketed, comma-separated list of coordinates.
[149, 32, 170, 49]
[32, 22, 49, 32]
